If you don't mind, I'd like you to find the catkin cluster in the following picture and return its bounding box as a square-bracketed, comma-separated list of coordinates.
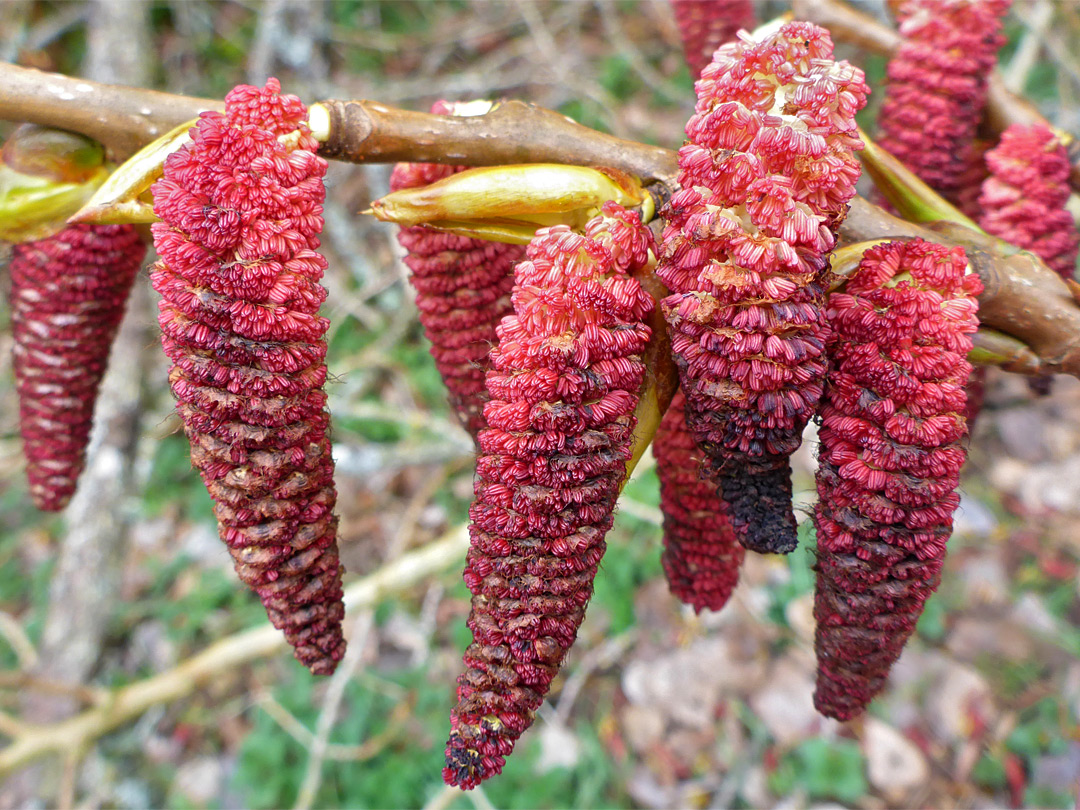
[151, 79, 345, 675]
[655, 390, 744, 612]
[670, 0, 755, 78]
[444, 202, 655, 789]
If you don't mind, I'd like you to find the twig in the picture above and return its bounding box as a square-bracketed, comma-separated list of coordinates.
[315, 97, 679, 184]
[0, 612, 37, 670]
[258, 693, 412, 762]
[0, 673, 107, 706]
[0, 709, 23, 737]
[293, 610, 374, 810]
[58, 750, 78, 810]
[1001, 0, 1053, 95]
[0, 62, 220, 161]
[0, 524, 470, 777]
[423, 784, 464, 810]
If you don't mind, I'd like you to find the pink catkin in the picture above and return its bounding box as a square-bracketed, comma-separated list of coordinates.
[655, 389, 744, 612]
[979, 123, 1079, 280]
[670, 0, 756, 78]
[150, 79, 345, 675]
[390, 102, 524, 439]
[813, 238, 981, 720]
[11, 224, 146, 511]
[657, 21, 869, 554]
[444, 203, 655, 789]
[877, 0, 1010, 214]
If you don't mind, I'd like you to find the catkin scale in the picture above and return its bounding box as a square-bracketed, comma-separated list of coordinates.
[812, 238, 981, 720]
[10, 223, 146, 511]
[444, 203, 654, 789]
[657, 22, 868, 554]
[150, 79, 345, 675]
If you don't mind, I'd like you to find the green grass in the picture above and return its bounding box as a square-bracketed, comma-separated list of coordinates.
[232, 658, 628, 808]
[767, 737, 868, 804]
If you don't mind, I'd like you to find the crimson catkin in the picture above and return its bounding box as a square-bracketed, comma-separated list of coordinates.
[444, 202, 655, 789]
[10, 224, 146, 511]
[655, 390, 744, 612]
[979, 123, 1079, 281]
[669, 0, 755, 78]
[813, 238, 981, 720]
[657, 21, 868, 554]
[876, 0, 1010, 214]
[390, 102, 523, 439]
[150, 79, 345, 675]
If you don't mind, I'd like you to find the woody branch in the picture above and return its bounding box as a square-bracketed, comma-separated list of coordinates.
[2, 61, 1079, 377]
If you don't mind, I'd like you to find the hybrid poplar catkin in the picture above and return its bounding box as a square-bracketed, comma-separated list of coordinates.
[150, 79, 345, 675]
[390, 101, 524, 439]
[655, 390, 744, 612]
[657, 21, 868, 554]
[979, 123, 1079, 281]
[669, 0, 756, 78]
[813, 238, 981, 720]
[876, 0, 1010, 213]
[444, 202, 655, 789]
[11, 223, 146, 511]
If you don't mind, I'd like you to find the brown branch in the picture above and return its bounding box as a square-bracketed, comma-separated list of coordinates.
[2, 60, 1080, 379]
[316, 98, 679, 185]
[792, 0, 1080, 189]
[0, 62, 220, 161]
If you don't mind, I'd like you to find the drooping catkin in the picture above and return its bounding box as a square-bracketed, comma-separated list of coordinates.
[876, 0, 1010, 214]
[979, 123, 1079, 281]
[655, 390, 744, 612]
[150, 79, 345, 675]
[444, 203, 655, 789]
[813, 238, 981, 720]
[390, 101, 524, 439]
[669, 0, 755, 78]
[11, 223, 146, 511]
[657, 21, 868, 554]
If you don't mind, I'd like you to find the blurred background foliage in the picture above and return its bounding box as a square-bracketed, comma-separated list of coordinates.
[1, 1, 1079, 808]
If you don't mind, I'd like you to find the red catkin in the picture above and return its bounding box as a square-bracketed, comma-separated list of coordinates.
[876, 0, 1010, 213]
[813, 238, 981, 720]
[150, 79, 345, 675]
[655, 389, 744, 612]
[979, 123, 1079, 281]
[657, 21, 869, 554]
[390, 101, 524, 439]
[669, 0, 756, 78]
[10, 224, 146, 511]
[444, 202, 655, 789]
